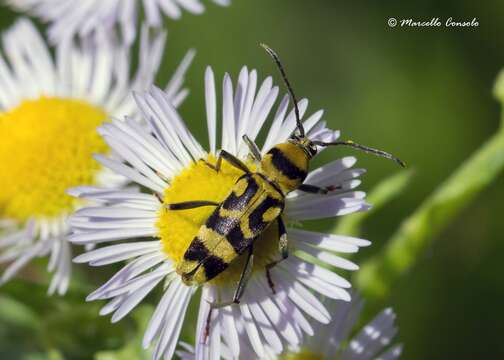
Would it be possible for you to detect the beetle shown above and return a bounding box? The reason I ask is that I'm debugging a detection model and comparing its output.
[165,44,404,319]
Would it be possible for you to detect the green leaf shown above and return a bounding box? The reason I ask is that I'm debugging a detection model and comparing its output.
[333,169,414,237]
[356,123,504,299]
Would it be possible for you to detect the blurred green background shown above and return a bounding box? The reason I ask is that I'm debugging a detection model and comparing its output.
[1,0,504,359]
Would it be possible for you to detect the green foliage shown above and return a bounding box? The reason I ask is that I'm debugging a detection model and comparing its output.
[0,280,131,360]
[333,169,414,237]
[95,306,154,360]
[0,295,41,331]
[23,350,64,360]
[356,113,504,299]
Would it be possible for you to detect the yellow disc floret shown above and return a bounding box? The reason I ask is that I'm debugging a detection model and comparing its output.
[0,97,108,221]
[157,155,280,286]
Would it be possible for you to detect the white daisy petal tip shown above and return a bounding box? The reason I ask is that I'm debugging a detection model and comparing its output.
[389,343,404,357]
[383,307,397,317]
[347,179,362,189]
[86,291,104,302]
[205,65,215,77]
[358,239,372,247]
[213,0,231,6]
[67,234,84,245]
[361,203,373,212]
[353,191,367,200]
[348,263,359,271]
[342,155,358,168]
[340,290,353,302]
[187,48,197,59]
[99,305,115,317]
[72,253,89,264]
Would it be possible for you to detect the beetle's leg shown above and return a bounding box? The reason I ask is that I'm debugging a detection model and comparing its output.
[164,200,219,210]
[154,192,164,203]
[203,150,251,174]
[204,245,254,342]
[242,134,262,162]
[210,245,254,309]
[298,183,341,194]
[266,216,288,294]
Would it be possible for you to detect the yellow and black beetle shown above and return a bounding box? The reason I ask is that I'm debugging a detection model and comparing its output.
[165,44,404,315]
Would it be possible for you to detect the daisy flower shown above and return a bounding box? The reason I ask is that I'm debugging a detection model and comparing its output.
[177,296,403,360]
[0,18,194,295]
[69,64,374,360]
[7,0,231,44]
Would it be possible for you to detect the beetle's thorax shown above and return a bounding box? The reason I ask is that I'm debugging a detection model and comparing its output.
[259,141,310,194]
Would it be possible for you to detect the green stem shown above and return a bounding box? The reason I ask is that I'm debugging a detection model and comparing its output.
[356,121,504,299]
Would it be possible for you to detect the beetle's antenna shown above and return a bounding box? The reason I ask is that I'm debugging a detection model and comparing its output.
[260,43,305,137]
[313,140,406,167]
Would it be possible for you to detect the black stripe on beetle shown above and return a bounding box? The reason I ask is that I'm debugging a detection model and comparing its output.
[206,211,235,236]
[183,238,209,262]
[222,175,259,211]
[268,147,307,180]
[203,255,229,280]
[248,196,283,233]
[227,225,249,254]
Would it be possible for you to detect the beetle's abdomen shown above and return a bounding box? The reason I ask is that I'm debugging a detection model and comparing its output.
[176,173,284,285]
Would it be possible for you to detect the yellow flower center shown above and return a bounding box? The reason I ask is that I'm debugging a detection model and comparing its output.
[0,97,108,221]
[282,350,325,360]
[157,155,280,286]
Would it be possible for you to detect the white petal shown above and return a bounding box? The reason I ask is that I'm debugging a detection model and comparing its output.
[262,94,289,152]
[88,253,166,301]
[221,73,236,153]
[248,301,283,353]
[220,300,240,357]
[143,278,181,347]
[98,265,171,299]
[289,228,370,253]
[94,154,165,193]
[73,241,160,264]
[205,66,217,154]
[111,275,162,323]
[74,206,156,219]
[239,303,265,358]
[284,257,351,288]
[294,241,359,271]
[376,344,403,360]
[278,274,330,324]
[253,277,300,345]
[153,281,192,360]
[69,227,157,245]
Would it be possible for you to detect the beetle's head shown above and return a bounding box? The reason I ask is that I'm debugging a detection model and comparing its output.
[289,134,318,159]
